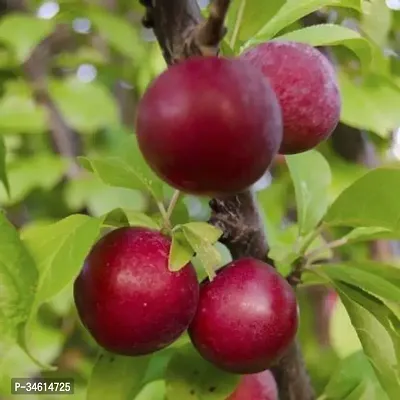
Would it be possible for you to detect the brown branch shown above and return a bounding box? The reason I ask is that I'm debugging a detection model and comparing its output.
[146,0,203,64]
[209,192,270,260]
[271,342,315,400]
[145,0,230,63]
[5,1,82,178]
[23,27,83,179]
[146,1,314,399]
[195,0,230,55]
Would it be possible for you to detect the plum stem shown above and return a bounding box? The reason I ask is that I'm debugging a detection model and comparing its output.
[166,190,181,221]
[157,190,181,232]
[157,201,171,231]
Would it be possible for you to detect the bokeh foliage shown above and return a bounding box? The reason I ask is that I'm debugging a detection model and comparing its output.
[0,0,400,399]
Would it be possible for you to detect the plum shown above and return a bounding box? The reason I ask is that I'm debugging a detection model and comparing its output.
[136,56,282,197]
[188,258,298,374]
[74,227,199,356]
[241,41,341,154]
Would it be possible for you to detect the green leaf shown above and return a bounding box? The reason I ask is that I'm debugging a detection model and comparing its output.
[169,232,195,272]
[181,222,223,244]
[269,225,333,275]
[344,380,377,400]
[220,40,235,57]
[20,214,102,365]
[338,71,400,138]
[361,0,392,47]
[324,168,400,229]
[0,323,65,395]
[329,290,363,359]
[0,14,55,62]
[323,351,389,400]
[342,227,396,244]
[124,211,160,230]
[0,83,47,134]
[165,344,239,400]
[321,144,367,202]
[88,8,145,60]
[21,214,102,305]
[0,137,9,195]
[332,261,400,288]
[79,136,164,202]
[314,263,400,302]
[0,154,68,206]
[247,0,361,45]
[0,212,37,349]
[257,180,289,245]
[48,78,119,133]
[101,208,130,227]
[267,224,299,276]
[226,0,285,50]
[64,176,147,216]
[87,352,151,400]
[274,24,373,69]
[337,284,400,400]
[181,225,222,280]
[286,150,331,235]
[79,156,164,203]
[135,380,166,400]
[143,349,176,385]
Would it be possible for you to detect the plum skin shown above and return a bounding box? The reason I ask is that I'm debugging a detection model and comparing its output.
[227,370,278,400]
[73,227,199,356]
[188,258,298,374]
[136,56,282,197]
[241,40,341,154]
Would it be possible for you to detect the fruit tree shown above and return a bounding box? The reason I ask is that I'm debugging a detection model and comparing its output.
[0,1,400,400]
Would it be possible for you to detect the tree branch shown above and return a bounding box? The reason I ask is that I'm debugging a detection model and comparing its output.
[145,0,231,63]
[6,1,83,178]
[145,0,202,64]
[23,27,83,179]
[195,0,230,55]
[209,192,271,260]
[145,1,314,399]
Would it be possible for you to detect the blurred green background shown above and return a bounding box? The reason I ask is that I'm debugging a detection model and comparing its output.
[0,0,400,399]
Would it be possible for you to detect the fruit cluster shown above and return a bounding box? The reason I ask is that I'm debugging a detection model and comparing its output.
[136,40,340,197]
[74,40,340,398]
